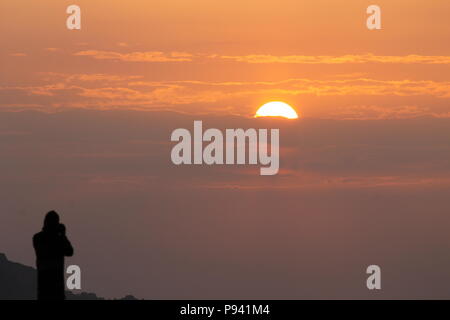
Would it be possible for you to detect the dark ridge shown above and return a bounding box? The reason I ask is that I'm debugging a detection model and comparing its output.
[0,253,137,300]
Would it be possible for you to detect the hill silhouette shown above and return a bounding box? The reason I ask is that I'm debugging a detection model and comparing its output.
[0,253,137,300]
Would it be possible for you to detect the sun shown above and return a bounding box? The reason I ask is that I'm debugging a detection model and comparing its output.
[255,101,299,119]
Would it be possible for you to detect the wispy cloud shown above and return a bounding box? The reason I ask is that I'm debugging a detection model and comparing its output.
[9,53,27,57]
[71,50,450,65]
[74,50,194,62]
[130,78,450,98]
[39,72,144,83]
[329,105,431,120]
[1,74,450,117]
[44,48,61,52]
[218,54,450,64]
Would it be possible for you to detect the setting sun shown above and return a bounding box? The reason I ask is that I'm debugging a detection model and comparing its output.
[255,102,299,119]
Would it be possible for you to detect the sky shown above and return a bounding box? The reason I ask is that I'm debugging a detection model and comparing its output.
[1,0,450,299]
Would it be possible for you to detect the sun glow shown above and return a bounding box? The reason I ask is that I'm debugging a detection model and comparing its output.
[255,102,299,119]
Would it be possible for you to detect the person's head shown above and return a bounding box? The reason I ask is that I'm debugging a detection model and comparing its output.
[43,210,60,232]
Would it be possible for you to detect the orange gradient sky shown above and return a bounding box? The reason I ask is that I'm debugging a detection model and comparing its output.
[1,0,450,118]
[2,1,450,300]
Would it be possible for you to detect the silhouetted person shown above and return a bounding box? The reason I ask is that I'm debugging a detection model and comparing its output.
[33,211,73,300]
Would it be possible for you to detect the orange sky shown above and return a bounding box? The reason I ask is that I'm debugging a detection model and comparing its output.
[2,1,450,299]
[1,0,450,118]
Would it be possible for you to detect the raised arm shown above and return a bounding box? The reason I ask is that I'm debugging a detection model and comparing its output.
[61,234,74,257]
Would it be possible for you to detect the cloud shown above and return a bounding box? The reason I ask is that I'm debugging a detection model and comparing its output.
[129,78,450,99]
[2,109,450,194]
[2,75,450,117]
[44,48,61,52]
[218,54,450,64]
[71,50,450,65]
[329,105,431,120]
[74,50,194,62]
[39,72,144,83]
[9,53,27,57]
[199,175,450,190]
